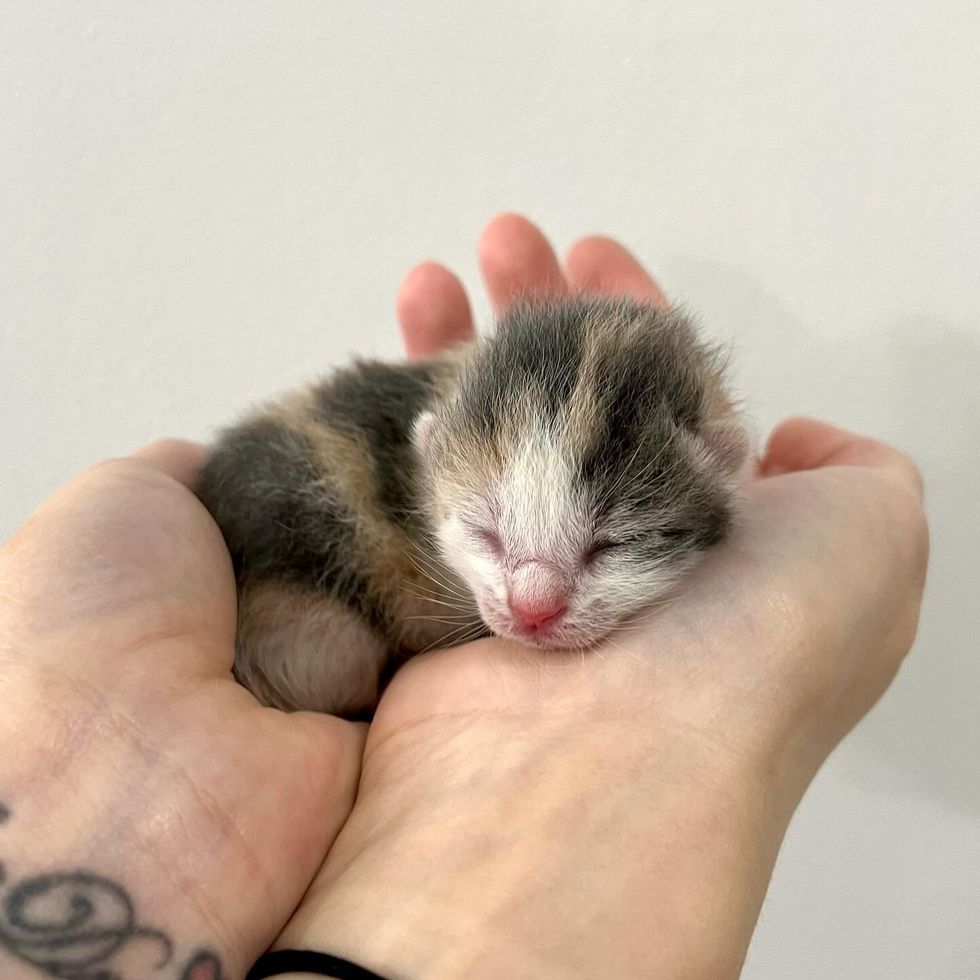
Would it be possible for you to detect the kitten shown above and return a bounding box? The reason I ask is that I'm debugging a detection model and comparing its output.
[197,297,747,715]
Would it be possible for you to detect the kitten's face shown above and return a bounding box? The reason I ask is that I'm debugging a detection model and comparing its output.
[415,405,742,651]
[413,298,746,650]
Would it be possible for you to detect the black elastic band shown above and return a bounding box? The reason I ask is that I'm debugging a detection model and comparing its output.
[245,949,391,980]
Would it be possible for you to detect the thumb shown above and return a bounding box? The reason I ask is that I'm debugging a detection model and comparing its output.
[760,417,923,499]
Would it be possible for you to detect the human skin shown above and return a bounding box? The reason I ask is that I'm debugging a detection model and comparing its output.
[276,216,930,978]
[0,215,927,980]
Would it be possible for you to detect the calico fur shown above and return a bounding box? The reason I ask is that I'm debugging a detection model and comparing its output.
[196,297,745,714]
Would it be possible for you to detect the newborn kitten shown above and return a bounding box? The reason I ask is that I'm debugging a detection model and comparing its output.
[196,297,747,715]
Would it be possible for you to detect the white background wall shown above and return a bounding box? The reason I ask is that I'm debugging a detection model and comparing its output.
[2,3,977,976]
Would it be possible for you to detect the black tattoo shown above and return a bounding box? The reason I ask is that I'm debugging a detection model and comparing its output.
[0,869,172,977]
[0,805,225,980]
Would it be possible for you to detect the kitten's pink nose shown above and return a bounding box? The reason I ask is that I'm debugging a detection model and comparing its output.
[508,594,568,633]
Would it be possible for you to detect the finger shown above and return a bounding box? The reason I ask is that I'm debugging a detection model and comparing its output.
[478,212,569,313]
[129,438,207,489]
[761,417,924,498]
[564,236,668,307]
[396,261,476,359]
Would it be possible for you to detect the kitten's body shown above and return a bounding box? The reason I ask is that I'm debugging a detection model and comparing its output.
[197,298,746,715]
[197,355,470,713]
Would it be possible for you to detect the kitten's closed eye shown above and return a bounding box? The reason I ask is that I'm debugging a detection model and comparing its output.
[586,530,690,563]
[475,528,504,556]
[584,539,624,565]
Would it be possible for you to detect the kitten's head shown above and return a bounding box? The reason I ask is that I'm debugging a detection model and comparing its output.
[414,299,747,650]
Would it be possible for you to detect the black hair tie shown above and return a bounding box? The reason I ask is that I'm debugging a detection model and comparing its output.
[246,949,391,980]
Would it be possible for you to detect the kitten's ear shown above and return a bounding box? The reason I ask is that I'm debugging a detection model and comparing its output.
[413,410,440,457]
[700,418,750,475]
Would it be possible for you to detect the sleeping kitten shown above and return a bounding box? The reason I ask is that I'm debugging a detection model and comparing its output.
[197,297,748,715]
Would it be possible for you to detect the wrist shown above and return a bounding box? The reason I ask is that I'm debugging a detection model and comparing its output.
[1,728,232,979]
[279,705,797,980]
[2,656,283,980]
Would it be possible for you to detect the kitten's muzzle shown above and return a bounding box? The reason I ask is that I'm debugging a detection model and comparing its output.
[505,561,572,636]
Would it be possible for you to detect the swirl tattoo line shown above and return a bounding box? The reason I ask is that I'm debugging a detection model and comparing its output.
[0,871,172,979]
[0,804,224,980]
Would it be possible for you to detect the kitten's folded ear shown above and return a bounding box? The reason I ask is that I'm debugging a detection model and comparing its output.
[700,418,751,475]
[413,410,439,457]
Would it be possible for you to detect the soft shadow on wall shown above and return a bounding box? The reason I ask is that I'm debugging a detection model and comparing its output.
[664,255,980,816]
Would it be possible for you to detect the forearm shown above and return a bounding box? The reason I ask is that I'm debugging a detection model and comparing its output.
[279,711,798,980]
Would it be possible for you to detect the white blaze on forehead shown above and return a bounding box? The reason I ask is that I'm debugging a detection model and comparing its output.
[509,560,569,606]
[497,419,587,562]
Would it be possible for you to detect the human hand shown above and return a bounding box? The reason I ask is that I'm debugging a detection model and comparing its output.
[0,442,364,979]
[276,214,929,979]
